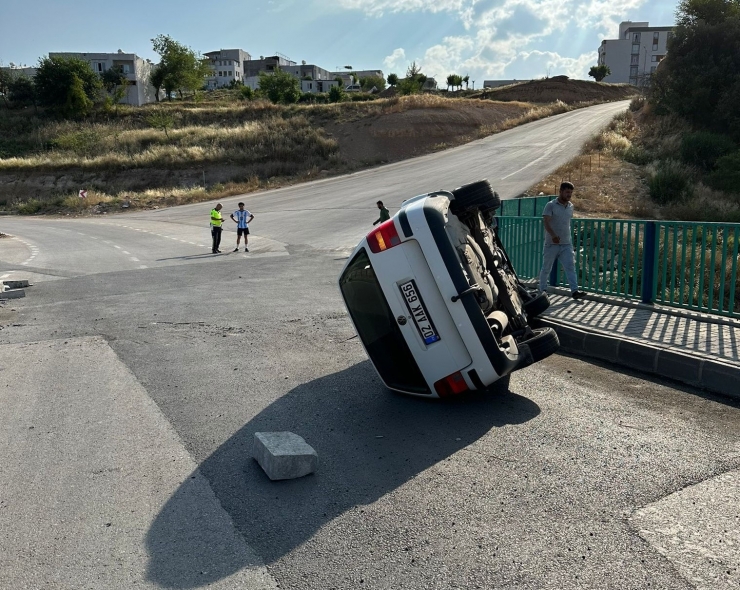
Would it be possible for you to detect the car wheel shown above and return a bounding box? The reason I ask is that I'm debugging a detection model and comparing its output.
[450,179,501,214]
[523,292,550,318]
[520,327,559,362]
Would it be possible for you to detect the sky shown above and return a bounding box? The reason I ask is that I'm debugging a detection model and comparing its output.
[1,0,678,84]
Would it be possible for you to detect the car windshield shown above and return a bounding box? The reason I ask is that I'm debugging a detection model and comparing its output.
[339,248,429,394]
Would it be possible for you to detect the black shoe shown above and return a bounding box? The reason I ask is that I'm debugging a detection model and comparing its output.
[245,247,249,252]
[233,247,239,252]
[572,290,586,300]
[216,249,222,253]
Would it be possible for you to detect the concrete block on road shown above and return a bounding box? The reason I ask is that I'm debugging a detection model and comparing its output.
[253,432,318,481]
[3,280,30,289]
[0,288,25,299]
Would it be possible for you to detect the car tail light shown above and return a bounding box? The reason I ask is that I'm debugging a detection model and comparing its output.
[434,371,469,397]
[367,220,401,253]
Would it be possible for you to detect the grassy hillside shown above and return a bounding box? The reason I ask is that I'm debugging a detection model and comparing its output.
[0,81,636,214]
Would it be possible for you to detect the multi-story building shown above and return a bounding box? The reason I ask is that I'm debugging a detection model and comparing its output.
[331,69,385,88]
[244,54,344,93]
[597,21,674,86]
[0,66,38,79]
[204,48,251,89]
[48,51,158,105]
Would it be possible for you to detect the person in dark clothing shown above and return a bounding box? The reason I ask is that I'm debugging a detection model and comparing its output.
[373,200,390,225]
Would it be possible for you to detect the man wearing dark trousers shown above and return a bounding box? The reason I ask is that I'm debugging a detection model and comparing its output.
[210,203,224,253]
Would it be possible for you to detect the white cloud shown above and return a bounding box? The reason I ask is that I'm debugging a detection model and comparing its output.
[383,48,407,73]
[338,0,469,17]
[342,0,648,81]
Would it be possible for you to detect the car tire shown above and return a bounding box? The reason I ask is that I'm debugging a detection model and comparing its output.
[523,292,550,318]
[450,179,501,214]
[520,327,559,362]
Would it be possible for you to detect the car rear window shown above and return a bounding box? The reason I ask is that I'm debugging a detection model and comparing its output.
[339,248,430,394]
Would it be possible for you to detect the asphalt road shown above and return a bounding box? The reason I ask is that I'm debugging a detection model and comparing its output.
[2,101,739,589]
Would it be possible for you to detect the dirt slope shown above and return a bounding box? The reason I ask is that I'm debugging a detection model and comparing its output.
[474,76,638,104]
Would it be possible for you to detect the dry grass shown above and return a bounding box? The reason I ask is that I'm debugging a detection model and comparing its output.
[527,108,740,223]
[526,151,652,219]
[0,115,338,172]
[1,93,628,215]
[13,169,327,215]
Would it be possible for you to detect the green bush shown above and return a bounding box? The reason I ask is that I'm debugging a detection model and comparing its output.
[706,150,740,194]
[350,93,378,102]
[629,96,646,112]
[297,92,328,104]
[239,86,254,100]
[680,131,736,170]
[624,146,651,165]
[649,160,694,204]
[51,129,102,156]
[328,85,346,103]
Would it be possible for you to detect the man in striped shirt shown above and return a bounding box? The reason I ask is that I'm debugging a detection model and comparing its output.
[230,202,255,252]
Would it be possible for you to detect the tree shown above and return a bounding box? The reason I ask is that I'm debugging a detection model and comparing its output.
[101,65,130,113]
[463,75,469,90]
[150,65,166,101]
[34,56,102,113]
[258,68,300,104]
[0,67,11,107]
[398,62,427,95]
[387,73,399,86]
[360,75,385,92]
[8,76,36,106]
[446,74,456,91]
[146,110,175,139]
[328,85,346,103]
[64,74,94,118]
[150,34,211,100]
[651,0,740,139]
[588,65,611,82]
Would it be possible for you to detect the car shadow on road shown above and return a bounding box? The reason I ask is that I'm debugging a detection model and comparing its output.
[145,361,540,588]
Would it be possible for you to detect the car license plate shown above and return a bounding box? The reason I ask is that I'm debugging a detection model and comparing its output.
[399,280,441,345]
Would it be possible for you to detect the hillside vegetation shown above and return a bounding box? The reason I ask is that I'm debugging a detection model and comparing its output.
[0,78,635,214]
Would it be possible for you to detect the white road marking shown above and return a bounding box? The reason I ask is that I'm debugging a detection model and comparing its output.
[114,245,122,249]
[139,265,148,269]
[122,251,130,255]
[130,257,139,262]
[0,273,9,279]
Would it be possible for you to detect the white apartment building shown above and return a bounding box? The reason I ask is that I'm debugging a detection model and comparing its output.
[204,48,251,89]
[49,51,158,105]
[597,21,675,86]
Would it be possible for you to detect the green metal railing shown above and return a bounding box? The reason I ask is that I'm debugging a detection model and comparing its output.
[499,195,555,217]
[497,213,740,318]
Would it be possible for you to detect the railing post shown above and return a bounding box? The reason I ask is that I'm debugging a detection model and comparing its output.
[642,221,657,304]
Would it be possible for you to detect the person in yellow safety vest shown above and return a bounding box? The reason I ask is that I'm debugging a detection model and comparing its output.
[210,203,225,253]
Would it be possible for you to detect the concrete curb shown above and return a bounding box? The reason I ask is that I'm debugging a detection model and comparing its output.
[535,317,740,402]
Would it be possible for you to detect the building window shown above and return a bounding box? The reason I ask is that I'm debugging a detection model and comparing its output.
[629,77,638,85]
[632,44,640,54]
[653,32,659,42]
[630,66,639,76]
[633,33,641,42]
[653,43,658,51]
[651,66,657,73]
[631,55,639,65]
[122,64,130,74]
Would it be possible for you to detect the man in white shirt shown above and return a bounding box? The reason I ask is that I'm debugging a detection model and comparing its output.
[539,182,586,299]
[230,202,254,252]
